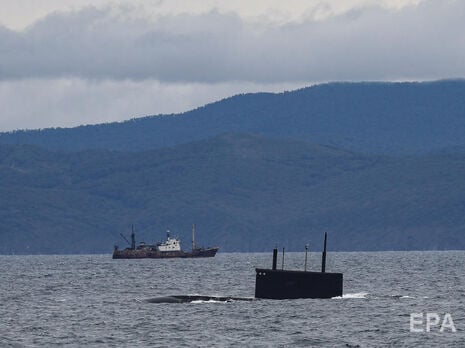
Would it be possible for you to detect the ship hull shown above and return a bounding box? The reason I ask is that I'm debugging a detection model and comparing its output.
[112,247,218,259]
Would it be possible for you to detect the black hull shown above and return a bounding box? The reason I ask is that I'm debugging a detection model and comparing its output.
[255,268,343,299]
[112,247,218,259]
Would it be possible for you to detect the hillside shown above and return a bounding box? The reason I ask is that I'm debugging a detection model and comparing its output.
[2,80,465,155]
[1,133,465,254]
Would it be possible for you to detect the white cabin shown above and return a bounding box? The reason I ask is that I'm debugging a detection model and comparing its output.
[157,232,181,252]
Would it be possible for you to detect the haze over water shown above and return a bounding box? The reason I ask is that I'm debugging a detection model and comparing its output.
[1,251,464,347]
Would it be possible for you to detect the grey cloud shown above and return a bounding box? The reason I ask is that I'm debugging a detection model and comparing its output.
[1,1,465,83]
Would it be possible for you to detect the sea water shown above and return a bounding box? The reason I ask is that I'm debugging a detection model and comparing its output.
[0,251,464,347]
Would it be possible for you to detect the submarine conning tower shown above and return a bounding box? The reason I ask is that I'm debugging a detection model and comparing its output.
[255,232,343,299]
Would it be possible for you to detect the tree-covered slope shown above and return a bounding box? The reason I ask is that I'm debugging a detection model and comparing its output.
[1,133,465,254]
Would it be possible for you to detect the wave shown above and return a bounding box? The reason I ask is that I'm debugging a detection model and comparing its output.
[332,292,368,299]
[191,299,229,304]
[146,295,255,304]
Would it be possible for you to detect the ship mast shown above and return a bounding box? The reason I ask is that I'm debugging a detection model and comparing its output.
[131,225,136,250]
[192,224,196,251]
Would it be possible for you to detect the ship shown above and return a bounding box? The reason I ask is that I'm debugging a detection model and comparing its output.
[112,224,219,259]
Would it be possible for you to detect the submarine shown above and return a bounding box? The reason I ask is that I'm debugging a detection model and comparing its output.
[146,233,343,303]
[255,232,343,299]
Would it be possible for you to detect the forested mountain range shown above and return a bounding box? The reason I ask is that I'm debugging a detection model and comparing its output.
[1,133,465,254]
[2,80,465,155]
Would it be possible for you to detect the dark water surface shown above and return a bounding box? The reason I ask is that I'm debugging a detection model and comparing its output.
[1,252,464,347]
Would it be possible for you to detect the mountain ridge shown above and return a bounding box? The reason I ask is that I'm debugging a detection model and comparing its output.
[2,80,465,154]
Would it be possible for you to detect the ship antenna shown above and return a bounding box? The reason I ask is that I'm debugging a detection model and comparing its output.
[304,243,309,271]
[272,245,278,270]
[192,224,196,251]
[321,232,327,273]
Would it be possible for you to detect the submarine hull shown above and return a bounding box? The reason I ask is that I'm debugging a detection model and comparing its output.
[255,268,343,299]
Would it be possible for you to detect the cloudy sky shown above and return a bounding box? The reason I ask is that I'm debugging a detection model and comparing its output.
[1,0,464,131]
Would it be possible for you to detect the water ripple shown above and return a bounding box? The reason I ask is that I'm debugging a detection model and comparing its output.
[0,252,464,346]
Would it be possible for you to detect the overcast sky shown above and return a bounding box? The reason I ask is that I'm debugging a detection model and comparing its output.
[1,0,464,131]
